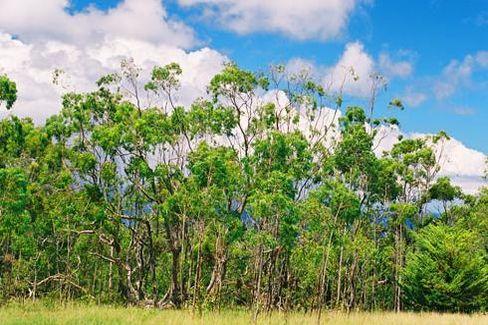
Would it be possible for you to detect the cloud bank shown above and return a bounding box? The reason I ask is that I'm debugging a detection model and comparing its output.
[178,0,368,41]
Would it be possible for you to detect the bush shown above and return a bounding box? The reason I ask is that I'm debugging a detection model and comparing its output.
[402,223,488,312]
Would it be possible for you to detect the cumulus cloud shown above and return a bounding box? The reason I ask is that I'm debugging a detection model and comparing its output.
[177,0,367,41]
[286,42,377,98]
[0,0,226,122]
[420,134,486,194]
[323,42,375,97]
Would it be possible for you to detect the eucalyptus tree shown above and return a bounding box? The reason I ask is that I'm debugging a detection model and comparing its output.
[0,75,17,110]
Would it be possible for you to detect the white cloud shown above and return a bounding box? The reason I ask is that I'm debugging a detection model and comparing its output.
[432,136,485,179]
[475,51,488,67]
[287,42,378,98]
[287,44,417,99]
[378,53,413,78]
[0,1,226,122]
[324,42,375,97]
[373,125,402,154]
[285,58,317,77]
[452,106,475,116]
[423,134,486,194]
[401,87,427,107]
[0,0,196,48]
[178,0,367,41]
[433,50,488,99]
[396,50,487,109]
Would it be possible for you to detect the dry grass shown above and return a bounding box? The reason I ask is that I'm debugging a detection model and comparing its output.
[0,302,486,325]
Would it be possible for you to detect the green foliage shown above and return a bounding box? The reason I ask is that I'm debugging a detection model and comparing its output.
[0,75,17,110]
[209,62,268,100]
[311,181,361,223]
[145,63,183,94]
[402,223,488,312]
[427,176,462,202]
[388,98,404,110]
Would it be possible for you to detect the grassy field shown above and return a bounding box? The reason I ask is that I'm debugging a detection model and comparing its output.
[0,303,486,325]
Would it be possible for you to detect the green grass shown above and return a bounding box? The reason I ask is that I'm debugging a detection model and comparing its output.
[0,302,486,324]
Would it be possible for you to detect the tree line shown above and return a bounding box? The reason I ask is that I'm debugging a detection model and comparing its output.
[0,62,486,314]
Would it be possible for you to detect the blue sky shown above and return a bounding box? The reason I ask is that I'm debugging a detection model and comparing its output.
[63,0,488,152]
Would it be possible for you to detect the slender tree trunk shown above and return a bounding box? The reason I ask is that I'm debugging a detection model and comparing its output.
[316,230,334,322]
[253,244,264,322]
[192,224,204,312]
[336,244,344,309]
[171,247,181,307]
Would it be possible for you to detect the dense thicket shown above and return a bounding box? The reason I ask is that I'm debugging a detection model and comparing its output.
[0,63,486,314]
